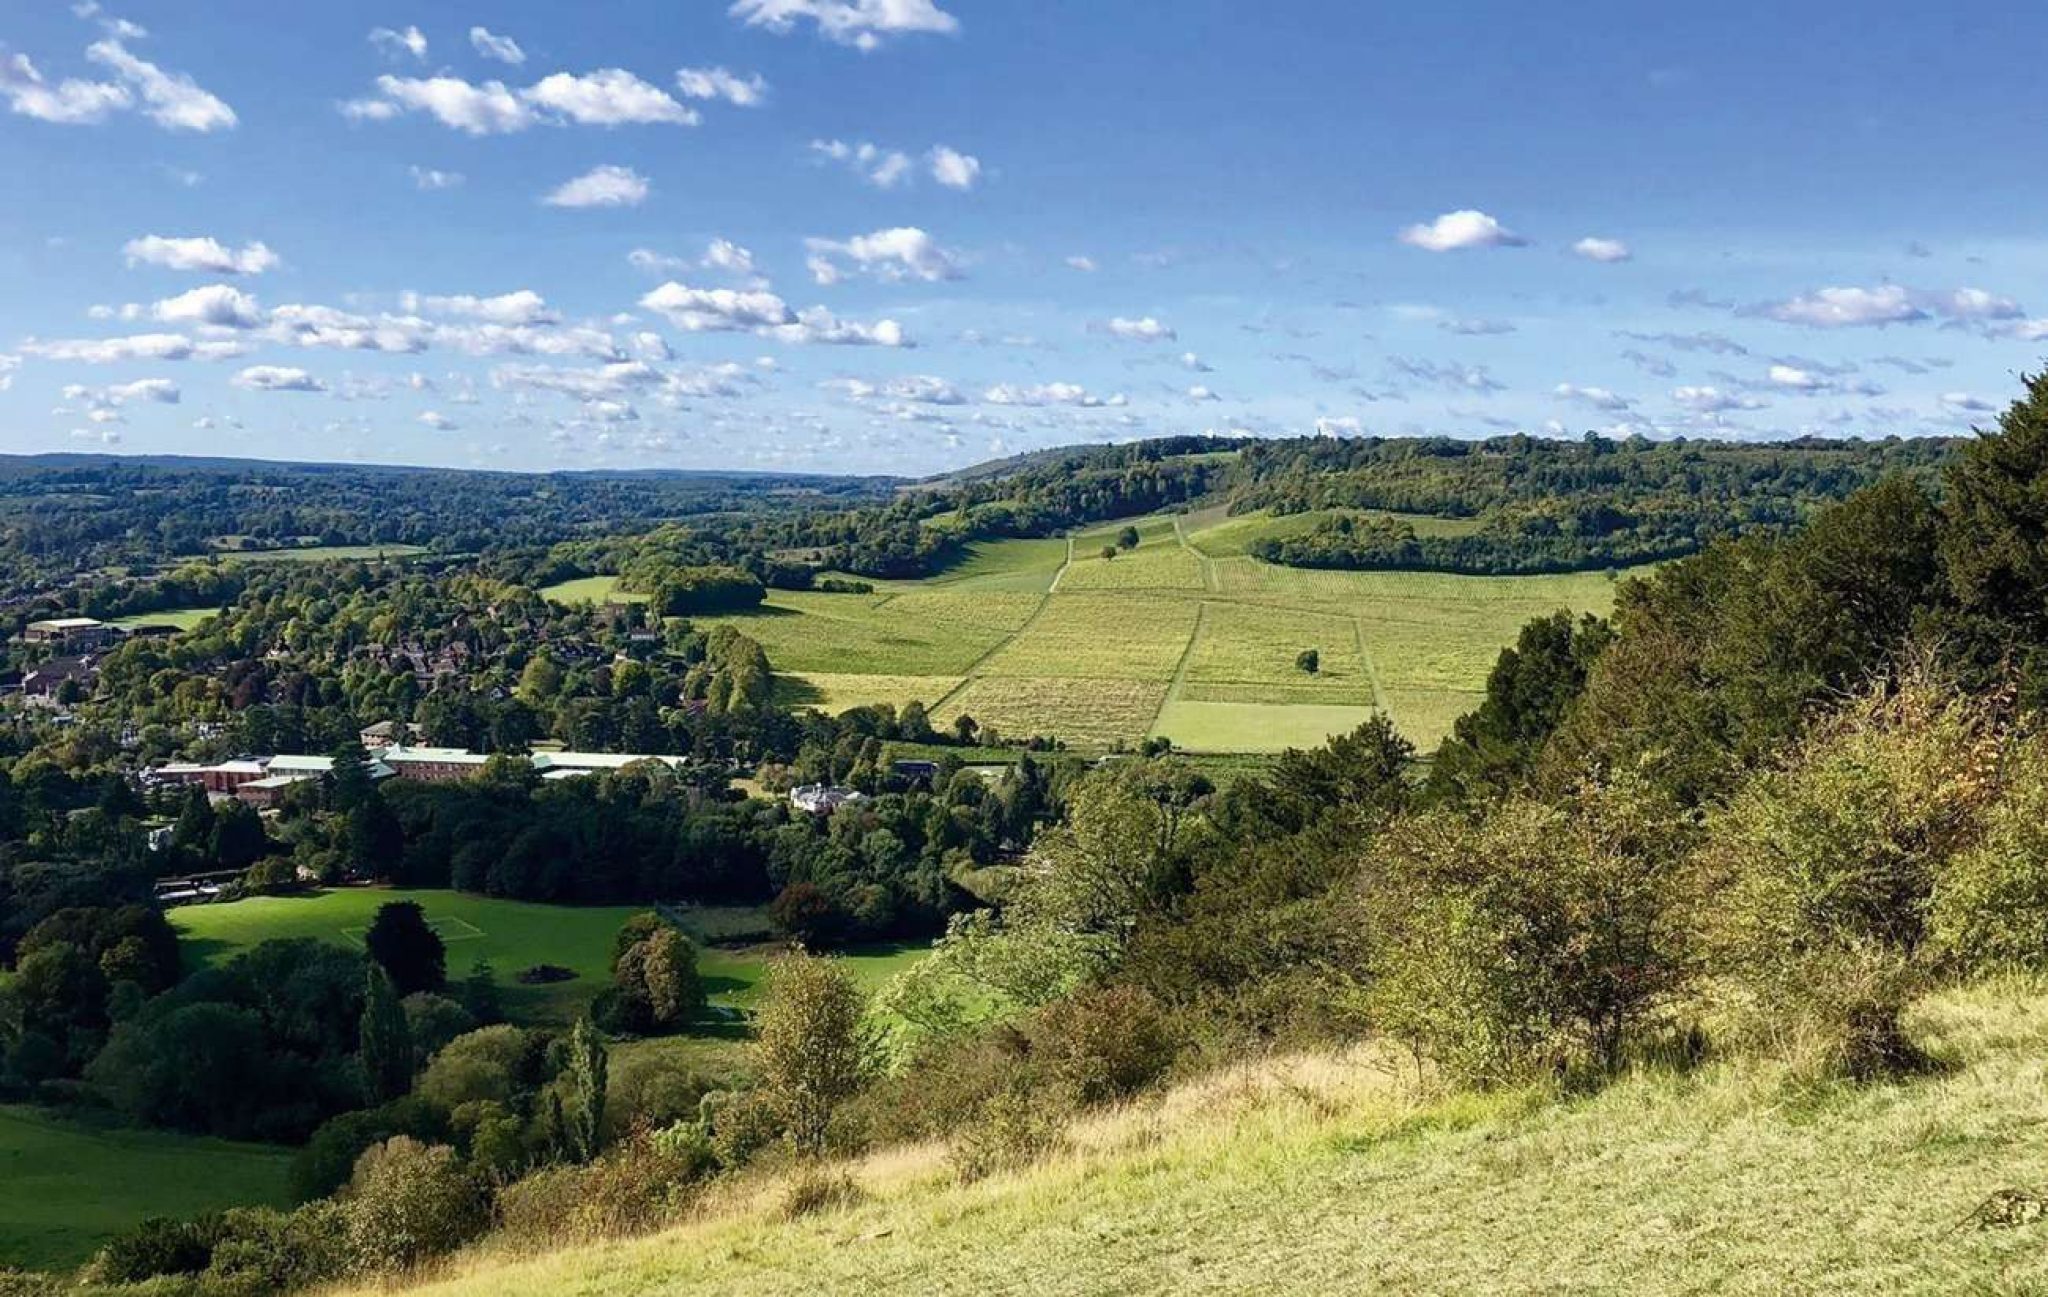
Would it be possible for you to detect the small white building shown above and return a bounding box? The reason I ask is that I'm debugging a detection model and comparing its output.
[789,783,866,814]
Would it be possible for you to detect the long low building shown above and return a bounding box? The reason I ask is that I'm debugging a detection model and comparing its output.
[149,742,690,798]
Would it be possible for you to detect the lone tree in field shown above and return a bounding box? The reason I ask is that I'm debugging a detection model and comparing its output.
[952,713,979,745]
[1100,545,1119,561]
[1116,525,1141,551]
[1296,648,1320,675]
[359,963,414,1103]
[365,900,446,996]
[756,954,875,1155]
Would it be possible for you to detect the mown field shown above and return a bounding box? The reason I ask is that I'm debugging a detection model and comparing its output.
[692,511,1625,753]
[212,544,431,565]
[170,889,930,1027]
[538,574,648,605]
[108,606,219,630]
[361,982,2048,1297]
[0,1106,292,1272]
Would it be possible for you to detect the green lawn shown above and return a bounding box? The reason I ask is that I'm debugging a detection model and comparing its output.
[0,1106,292,1273]
[170,889,650,1023]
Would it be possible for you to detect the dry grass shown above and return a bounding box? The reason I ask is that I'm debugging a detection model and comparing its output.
[357,981,2048,1297]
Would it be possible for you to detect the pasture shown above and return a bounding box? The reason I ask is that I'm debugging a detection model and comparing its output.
[108,606,219,631]
[0,1106,292,1272]
[693,512,1627,753]
[213,544,430,565]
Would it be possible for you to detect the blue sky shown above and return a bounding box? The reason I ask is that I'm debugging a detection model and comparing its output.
[2,0,2046,474]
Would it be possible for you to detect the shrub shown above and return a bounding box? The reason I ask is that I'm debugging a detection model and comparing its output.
[494,1134,706,1246]
[1698,675,2002,1080]
[196,1202,349,1297]
[704,1088,784,1170]
[515,964,576,985]
[949,1078,1069,1184]
[87,1214,224,1283]
[1930,739,2048,974]
[754,955,877,1154]
[341,1136,487,1273]
[1028,985,1178,1104]
[778,1169,864,1220]
[1367,776,1696,1086]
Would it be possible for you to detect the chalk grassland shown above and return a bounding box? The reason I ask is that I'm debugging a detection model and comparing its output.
[1180,602,1369,701]
[977,593,1202,680]
[361,983,2048,1297]
[0,1106,291,1271]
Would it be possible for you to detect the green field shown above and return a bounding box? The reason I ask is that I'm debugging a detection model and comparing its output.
[108,606,219,630]
[0,1106,292,1272]
[171,889,649,1022]
[696,511,1624,753]
[170,890,932,1028]
[213,544,430,565]
[539,574,648,605]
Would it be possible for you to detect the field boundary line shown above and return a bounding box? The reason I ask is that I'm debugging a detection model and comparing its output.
[1171,516,1219,593]
[928,544,1072,715]
[1352,613,1388,712]
[1148,600,1210,738]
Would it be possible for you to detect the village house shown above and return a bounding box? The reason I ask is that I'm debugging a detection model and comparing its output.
[789,783,867,814]
[20,655,98,702]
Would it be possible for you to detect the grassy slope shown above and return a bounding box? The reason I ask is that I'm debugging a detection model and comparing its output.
[374,983,2048,1297]
[0,1107,291,1271]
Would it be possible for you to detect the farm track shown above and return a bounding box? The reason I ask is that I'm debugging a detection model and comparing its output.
[927,537,1075,714]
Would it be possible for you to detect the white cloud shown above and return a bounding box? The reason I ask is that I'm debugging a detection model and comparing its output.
[1398,209,1525,252]
[233,365,326,392]
[1941,391,1997,413]
[152,284,263,329]
[1065,255,1098,273]
[983,381,1123,408]
[107,377,179,404]
[1098,315,1176,342]
[0,51,131,124]
[1186,385,1219,402]
[810,138,912,187]
[828,374,964,405]
[349,75,534,133]
[701,238,758,278]
[675,66,768,106]
[404,290,558,326]
[729,0,959,50]
[409,166,465,190]
[1759,284,2022,329]
[1179,351,1211,372]
[84,38,235,131]
[22,332,242,363]
[1671,384,1764,413]
[469,27,526,65]
[368,25,427,60]
[418,410,459,430]
[927,145,980,189]
[524,70,696,126]
[641,283,795,332]
[123,235,279,275]
[0,354,16,392]
[543,164,649,208]
[1572,236,1632,263]
[805,227,962,284]
[1553,382,1632,411]
[768,307,907,347]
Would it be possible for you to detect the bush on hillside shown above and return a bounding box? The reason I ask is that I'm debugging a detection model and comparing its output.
[1929,738,2048,974]
[340,1136,487,1273]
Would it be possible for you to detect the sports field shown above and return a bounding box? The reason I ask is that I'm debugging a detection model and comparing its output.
[538,574,649,605]
[170,890,933,1025]
[108,606,219,630]
[0,1106,292,1272]
[696,512,1626,753]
